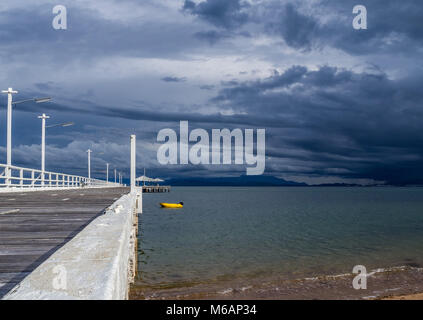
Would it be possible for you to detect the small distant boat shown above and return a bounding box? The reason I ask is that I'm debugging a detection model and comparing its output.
[160,202,184,209]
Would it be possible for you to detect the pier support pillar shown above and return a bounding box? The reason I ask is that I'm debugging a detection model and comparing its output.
[136,192,142,214]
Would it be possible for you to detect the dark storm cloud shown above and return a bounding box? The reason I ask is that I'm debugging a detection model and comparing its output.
[199,84,215,90]
[21,64,420,184]
[1,0,422,184]
[182,0,250,29]
[181,0,423,54]
[161,76,187,83]
[16,62,423,184]
[8,88,295,130]
[321,0,423,54]
[263,3,318,51]
[212,65,423,185]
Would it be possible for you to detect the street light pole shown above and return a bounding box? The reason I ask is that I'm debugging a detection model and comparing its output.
[87,149,92,180]
[131,135,136,192]
[2,88,18,166]
[2,89,51,167]
[38,114,50,178]
[38,117,73,179]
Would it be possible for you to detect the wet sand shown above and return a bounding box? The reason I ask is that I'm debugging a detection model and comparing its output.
[130,266,423,300]
[384,293,423,300]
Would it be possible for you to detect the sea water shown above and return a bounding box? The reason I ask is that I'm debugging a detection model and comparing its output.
[130,187,423,299]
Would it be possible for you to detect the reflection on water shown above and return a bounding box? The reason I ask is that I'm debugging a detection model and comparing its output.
[130,187,423,299]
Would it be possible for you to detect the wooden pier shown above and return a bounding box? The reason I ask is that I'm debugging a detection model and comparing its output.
[0,187,129,298]
[142,185,171,193]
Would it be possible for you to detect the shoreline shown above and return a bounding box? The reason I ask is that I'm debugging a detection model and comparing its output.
[130,265,423,300]
[383,293,423,300]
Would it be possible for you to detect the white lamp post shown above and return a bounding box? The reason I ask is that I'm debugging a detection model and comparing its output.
[38,113,50,186]
[130,135,136,192]
[87,149,92,180]
[2,88,18,166]
[38,114,50,174]
[38,114,74,185]
[1,88,51,166]
[106,163,109,183]
[114,168,117,184]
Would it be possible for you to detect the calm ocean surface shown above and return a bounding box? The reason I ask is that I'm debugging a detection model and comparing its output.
[132,187,423,298]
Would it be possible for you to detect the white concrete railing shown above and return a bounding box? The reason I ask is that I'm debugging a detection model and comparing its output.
[0,163,121,191]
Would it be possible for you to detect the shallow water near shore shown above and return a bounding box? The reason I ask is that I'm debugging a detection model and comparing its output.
[130,187,423,299]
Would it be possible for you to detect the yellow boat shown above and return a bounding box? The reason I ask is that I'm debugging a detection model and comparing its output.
[160,202,184,209]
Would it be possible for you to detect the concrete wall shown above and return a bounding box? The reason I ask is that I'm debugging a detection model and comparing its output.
[3,191,142,300]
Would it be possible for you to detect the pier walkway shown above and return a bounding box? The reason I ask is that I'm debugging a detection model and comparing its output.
[0,187,129,298]
[142,185,170,193]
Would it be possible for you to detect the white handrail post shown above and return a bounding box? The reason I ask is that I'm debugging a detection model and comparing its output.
[20,168,23,187]
[5,165,10,188]
[49,173,52,187]
[131,135,136,193]
[31,170,35,186]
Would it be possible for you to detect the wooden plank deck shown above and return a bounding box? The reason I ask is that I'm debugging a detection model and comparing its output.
[0,187,129,298]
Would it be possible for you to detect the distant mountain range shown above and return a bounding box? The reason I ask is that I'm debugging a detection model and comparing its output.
[165,175,308,186]
[162,176,385,187]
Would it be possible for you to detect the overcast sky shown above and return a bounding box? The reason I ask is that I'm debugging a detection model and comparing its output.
[0,0,422,185]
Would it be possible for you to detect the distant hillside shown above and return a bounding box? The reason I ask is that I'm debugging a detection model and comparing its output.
[165,175,307,186]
